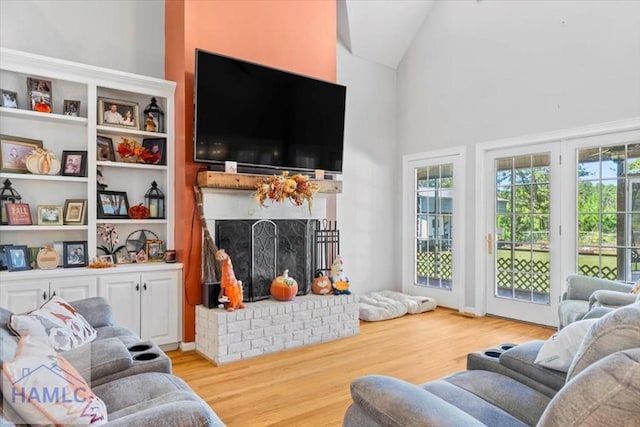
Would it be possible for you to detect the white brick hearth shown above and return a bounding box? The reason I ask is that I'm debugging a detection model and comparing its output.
[196,294,359,365]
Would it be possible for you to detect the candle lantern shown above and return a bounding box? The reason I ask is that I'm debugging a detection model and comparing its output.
[144,181,165,219]
[143,97,164,133]
[1,179,22,225]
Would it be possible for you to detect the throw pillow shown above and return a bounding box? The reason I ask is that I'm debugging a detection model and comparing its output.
[9,296,97,352]
[534,318,598,372]
[1,334,107,425]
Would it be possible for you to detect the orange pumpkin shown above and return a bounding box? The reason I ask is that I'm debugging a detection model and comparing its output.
[128,204,150,219]
[270,269,298,301]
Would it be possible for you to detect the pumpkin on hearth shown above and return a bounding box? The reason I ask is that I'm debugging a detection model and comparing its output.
[270,269,298,301]
[312,271,332,295]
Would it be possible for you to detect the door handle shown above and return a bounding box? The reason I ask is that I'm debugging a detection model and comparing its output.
[486,233,494,255]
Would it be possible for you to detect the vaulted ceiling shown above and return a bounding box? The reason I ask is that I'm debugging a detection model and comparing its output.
[338,0,435,69]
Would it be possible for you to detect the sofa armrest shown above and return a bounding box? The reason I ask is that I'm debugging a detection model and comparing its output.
[62,337,132,384]
[70,297,115,328]
[565,275,632,301]
[346,375,485,427]
[589,289,638,309]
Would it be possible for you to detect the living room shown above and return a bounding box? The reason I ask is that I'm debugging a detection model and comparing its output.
[1,0,639,426]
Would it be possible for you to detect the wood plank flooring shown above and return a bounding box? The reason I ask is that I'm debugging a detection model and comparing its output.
[168,307,554,427]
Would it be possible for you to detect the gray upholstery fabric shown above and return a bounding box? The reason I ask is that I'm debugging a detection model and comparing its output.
[590,289,639,307]
[558,299,590,328]
[70,296,115,328]
[538,349,640,427]
[498,342,566,392]
[94,372,225,426]
[62,337,133,385]
[567,302,640,381]
[347,375,487,427]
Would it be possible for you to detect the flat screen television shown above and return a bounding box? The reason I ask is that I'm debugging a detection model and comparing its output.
[193,49,346,174]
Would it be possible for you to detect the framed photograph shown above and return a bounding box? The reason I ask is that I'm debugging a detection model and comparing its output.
[61,150,87,177]
[63,199,87,225]
[96,135,115,161]
[98,97,139,129]
[97,254,115,265]
[0,244,13,270]
[145,239,163,262]
[63,241,87,268]
[0,134,43,173]
[6,203,32,225]
[63,99,80,117]
[26,77,52,113]
[142,138,165,165]
[1,89,18,108]
[97,190,129,219]
[6,245,30,272]
[37,205,64,226]
[115,251,131,264]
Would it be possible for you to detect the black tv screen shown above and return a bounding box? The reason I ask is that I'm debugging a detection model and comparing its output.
[194,49,346,174]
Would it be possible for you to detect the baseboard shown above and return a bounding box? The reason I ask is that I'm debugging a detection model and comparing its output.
[179,341,196,351]
[458,307,479,318]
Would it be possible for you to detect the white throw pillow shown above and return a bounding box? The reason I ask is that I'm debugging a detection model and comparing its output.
[9,296,97,352]
[534,318,598,372]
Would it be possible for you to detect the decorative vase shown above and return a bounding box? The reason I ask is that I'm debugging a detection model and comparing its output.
[270,269,298,301]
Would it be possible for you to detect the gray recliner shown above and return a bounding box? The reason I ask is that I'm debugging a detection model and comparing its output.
[558,274,638,329]
[343,302,640,427]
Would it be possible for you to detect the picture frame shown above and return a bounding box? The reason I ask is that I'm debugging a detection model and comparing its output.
[63,99,80,117]
[6,203,32,225]
[1,89,18,108]
[6,245,30,272]
[141,138,165,165]
[26,77,52,112]
[63,241,87,268]
[98,97,139,129]
[0,244,13,270]
[97,254,115,265]
[61,150,87,177]
[97,190,129,219]
[145,239,163,262]
[63,199,87,225]
[96,135,115,161]
[0,134,43,173]
[37,205,64,226]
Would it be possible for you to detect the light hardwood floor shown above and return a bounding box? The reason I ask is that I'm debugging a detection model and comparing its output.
[168,307,554,427]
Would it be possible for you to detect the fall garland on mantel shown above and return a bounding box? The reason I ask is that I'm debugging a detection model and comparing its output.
[254,171,319,212]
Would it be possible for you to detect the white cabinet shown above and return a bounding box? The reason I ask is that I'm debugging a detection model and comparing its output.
[0,276,97,314]
[98,268,180,346]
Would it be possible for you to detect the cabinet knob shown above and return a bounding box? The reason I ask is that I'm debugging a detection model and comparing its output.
[136,284,140,291]
[52,291,56,297]
[42,292,47,300]
[143,283,147,291]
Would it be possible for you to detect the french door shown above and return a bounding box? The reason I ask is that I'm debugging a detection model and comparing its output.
[484,143,562,326]
[403,150,465,310]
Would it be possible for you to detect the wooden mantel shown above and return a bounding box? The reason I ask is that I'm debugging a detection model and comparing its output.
[196,171,342,193]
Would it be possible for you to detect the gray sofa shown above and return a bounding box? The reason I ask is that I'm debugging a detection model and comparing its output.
[1,296,225,426]
[343,302,640,427]
[558,274,638,329]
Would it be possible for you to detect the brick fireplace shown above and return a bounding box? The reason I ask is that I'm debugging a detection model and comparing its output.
[196,186,359,364]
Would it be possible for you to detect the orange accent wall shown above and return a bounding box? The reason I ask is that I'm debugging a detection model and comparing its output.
[166,0,337,343]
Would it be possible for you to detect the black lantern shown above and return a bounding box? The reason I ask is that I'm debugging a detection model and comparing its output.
[1,179,22,225]
[145,181,165,219]
[143,97,164,133]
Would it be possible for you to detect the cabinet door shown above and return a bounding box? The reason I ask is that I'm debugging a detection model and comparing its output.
[98,274,141,335]
[0,280,50,314]
[50,277,97,302]
[140,270,179,345]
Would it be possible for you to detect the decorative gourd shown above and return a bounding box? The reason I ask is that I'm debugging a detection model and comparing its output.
[270,269,298,301]
[128,204,150,219]
[25,149,60,175]
[312,271,332,295]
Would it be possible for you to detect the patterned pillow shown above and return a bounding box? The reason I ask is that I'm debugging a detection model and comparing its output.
[1,334,107,425]
[9,296,97,352]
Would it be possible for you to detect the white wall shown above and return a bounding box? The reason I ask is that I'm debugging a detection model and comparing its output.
[397,0,640,308]
[337,42,399,293]
[0,0,164,78]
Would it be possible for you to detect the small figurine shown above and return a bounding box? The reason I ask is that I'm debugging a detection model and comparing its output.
[330,255,351,295]
[215,249,245,311]
[312,271,333,295]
